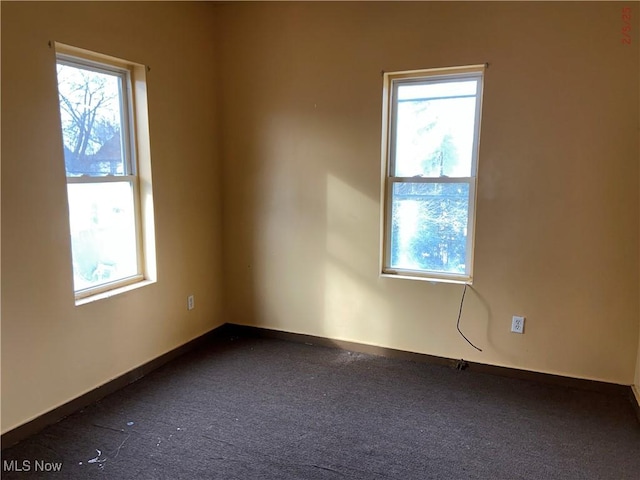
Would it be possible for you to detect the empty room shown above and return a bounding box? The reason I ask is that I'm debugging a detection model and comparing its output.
[1,1,639,478]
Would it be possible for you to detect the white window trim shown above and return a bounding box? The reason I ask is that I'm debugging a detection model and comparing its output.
[54,43,157,304]
[380,65,485,284]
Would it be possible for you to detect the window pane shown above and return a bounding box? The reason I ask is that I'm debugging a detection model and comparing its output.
[394,82,477,178]
[56,63,126,177]
[390,182,469,275]
[67,182,138,291]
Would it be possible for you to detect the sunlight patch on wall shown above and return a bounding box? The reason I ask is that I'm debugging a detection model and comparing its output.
[323,261,390,345]
[323,174,390,343]
[325,174,379,278]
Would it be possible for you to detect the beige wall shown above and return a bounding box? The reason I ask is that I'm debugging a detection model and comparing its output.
[636,333,640,399]
[1,2,223,433]
[637,16,640,398]
[216,2,640,384]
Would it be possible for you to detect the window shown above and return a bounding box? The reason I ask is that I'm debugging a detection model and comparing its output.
[55,44,155,300]
[381,65,485,283]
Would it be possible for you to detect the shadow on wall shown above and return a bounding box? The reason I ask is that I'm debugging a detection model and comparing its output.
[324,173,494,356]
[228,103,496,361]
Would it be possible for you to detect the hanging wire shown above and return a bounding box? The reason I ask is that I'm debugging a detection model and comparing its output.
[456,284,482,352]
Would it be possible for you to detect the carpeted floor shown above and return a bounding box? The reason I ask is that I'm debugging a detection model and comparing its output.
[2,334,639,479]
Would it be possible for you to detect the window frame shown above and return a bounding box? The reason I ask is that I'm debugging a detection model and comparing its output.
[380,65,485,284]
[54,44,154,302]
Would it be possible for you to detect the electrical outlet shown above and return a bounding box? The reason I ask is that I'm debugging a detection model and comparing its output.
[187,295,195,311]
[511,315,525,334]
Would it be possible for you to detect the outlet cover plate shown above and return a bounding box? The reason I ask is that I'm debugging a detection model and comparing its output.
[511,315,525,334]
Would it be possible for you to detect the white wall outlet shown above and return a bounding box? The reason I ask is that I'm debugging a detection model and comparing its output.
[511,315,525,334]
[187,295,195,311]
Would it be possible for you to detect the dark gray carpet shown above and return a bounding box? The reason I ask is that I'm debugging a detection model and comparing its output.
[2,335,639,479]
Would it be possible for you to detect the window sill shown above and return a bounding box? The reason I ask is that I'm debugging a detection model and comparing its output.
[75,279,156,306]
[381,272,472,285]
